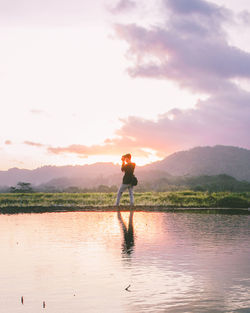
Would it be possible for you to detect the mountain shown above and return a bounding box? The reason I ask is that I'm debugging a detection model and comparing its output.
[0,163,119,187]
[145,145,250,181]
[0,145,249,189]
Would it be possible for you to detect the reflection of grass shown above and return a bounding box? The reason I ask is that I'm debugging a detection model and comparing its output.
[0,191,250,209]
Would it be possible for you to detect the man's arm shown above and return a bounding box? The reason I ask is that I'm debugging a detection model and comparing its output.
[121,161,126,172]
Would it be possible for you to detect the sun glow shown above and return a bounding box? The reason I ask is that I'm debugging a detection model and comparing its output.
[69,153,161,168]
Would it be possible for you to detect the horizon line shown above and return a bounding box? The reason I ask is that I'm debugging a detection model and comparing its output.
[1,144,249,172]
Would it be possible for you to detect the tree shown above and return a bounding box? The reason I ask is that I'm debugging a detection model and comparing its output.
[10,182,33,193]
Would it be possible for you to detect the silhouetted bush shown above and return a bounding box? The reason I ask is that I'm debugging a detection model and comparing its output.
[215,195,249,208]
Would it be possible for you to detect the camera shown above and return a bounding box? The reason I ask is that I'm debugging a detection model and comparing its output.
[121,153,131,161]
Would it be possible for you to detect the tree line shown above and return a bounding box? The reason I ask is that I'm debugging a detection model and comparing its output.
[1,174,249,193]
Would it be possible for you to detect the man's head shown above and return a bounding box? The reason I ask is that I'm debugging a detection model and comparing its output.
[122,153,131,162]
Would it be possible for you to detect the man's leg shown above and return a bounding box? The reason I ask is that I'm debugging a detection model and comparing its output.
[128,185,134,206]
[116,184,128,205]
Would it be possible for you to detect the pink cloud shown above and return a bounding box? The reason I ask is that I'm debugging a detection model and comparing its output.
[47,137,151,158]
[30,109,45,115]
[109,0,136,14]
[47,83,250,158]
[7,0,250,161]
[24,141,45,147]
[109,0,250,154]
[115,90,250,155]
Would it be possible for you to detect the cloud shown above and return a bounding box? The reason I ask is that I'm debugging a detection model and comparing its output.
[43,0,250,159]
[164,0,225,17]
[30,109,45,115]
[114,8,250,93]
[47,137,151,158]
[10,0,249,161]
[115,88,250,154]
[24,141,45,147]
[106,0,250,154]
[238,10,250,25]
[110,0,136,14]
[5,140,12,145]
[46,82,250,157]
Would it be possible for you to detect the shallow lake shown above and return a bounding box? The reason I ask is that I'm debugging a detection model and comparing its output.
[0,211,249,313]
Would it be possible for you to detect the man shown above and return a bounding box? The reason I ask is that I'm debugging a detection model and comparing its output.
[115,153,136,206]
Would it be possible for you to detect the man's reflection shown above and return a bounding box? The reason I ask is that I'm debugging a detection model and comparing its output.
[117,209,135,256]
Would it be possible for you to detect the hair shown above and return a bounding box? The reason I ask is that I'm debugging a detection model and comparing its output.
[123,153,131,160]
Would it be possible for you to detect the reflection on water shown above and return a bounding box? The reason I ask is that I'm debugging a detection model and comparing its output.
[0,211,249,313]
[117,210,134,256]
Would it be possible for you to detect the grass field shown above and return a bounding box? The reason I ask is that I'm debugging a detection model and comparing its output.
[0,191,250,210]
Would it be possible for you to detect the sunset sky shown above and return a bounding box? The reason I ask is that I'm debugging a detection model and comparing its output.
[1,0,250,170]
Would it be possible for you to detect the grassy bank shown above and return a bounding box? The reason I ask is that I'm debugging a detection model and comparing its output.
[0,191,250,212]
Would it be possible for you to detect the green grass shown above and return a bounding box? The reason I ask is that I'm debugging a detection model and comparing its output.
[0,191,250,209]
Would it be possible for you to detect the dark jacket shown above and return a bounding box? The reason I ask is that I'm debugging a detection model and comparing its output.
[121,163,136,184]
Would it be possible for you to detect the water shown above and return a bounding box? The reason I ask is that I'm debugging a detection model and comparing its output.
[0,211,249,313]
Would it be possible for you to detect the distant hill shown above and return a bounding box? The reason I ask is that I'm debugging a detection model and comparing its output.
[145,145,250,181]
[0,163,119,187]
[0,145,249,189]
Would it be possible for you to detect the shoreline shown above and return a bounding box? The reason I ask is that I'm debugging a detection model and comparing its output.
[0,205,249,214]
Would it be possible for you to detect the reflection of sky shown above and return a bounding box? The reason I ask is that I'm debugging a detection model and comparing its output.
[131,213,250,312]
[0,212,249,313]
